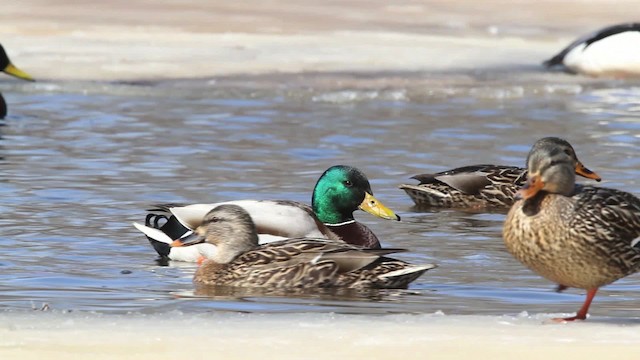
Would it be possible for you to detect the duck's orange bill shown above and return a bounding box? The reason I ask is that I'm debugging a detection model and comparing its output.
[575,161,601,182]
[170,240,184,247]
[518,175,545,200]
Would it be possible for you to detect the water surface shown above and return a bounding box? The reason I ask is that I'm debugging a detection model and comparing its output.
[1,69,640,319]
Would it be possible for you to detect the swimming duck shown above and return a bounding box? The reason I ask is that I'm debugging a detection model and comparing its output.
[399,137,601,210]
[172,204,435,289]
[134,165,400,261]
[503,140,640,321]
[543,23,640,77]
[0,43,35,118]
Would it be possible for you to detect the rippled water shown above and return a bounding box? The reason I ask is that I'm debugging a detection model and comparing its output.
[2,70,640,318]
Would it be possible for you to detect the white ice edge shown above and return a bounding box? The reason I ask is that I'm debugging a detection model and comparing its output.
[2,311,640,359]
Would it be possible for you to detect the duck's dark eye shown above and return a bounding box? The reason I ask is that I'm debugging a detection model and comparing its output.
[564,149,572,156]
[344,180,353,187]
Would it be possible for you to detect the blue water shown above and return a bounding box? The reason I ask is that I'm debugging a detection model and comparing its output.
[1,72,640,318]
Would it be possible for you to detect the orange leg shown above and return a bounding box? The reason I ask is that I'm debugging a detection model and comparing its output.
[553,288,598,322]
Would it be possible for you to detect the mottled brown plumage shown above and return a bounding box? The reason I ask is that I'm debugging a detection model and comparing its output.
[176,205,435,289]
[400,137,601,210]
[503,140,640,321]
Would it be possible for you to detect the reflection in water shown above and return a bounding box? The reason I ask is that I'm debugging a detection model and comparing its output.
[183,285,438,314]
[194,284,410,302]
[1,73,640,318]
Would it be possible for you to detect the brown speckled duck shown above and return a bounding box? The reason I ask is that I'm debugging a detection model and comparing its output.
[172,204,436,289]
[503,139,640,321]
[399,137,601,210]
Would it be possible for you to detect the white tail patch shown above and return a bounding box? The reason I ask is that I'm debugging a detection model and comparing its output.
[377,264,437,279]
[132,222,174,244]
[400,184,448,198]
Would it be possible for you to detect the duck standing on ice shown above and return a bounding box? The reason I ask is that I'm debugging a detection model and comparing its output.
[543,23,640,77]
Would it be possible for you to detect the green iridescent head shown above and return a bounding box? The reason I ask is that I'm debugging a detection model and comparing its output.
[311,165,399,225]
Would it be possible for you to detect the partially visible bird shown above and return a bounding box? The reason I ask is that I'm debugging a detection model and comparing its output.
[400,137,601,210]
[503,139,640,321]
[543,23,640,77]
[0,43,35,118]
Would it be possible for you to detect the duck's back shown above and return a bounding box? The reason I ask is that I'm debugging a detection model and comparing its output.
[193,239,340,287]
[401,165,526,208]
[504,185,640,289]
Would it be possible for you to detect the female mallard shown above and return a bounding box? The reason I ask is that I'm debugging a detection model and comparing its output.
[0,43,35,118]
[503,140,640,321]
[134,165,400,262]
[399,137,601,210]
[544,23,640,77]
[172,204,435,289]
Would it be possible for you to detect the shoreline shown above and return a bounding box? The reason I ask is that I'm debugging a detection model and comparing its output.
[2,311,640,359]
[2,0,638,81]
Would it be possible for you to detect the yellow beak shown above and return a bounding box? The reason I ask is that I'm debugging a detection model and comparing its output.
[3,63,35,82]
[359,192,400,221]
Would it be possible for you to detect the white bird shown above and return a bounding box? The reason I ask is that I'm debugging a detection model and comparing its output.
[544,23,640,77]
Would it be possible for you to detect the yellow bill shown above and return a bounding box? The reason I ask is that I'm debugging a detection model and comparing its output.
[359,192,400,221]
[3,63,35,82]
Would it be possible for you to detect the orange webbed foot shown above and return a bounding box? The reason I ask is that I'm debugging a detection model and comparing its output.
[551,314,587,322]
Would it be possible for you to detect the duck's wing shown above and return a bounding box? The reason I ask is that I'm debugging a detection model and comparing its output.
[410,165,523,195]
[236,239,402,271]
[570,185,640,266]
[220,239,409,287]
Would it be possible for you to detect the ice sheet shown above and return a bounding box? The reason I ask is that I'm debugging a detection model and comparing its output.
[1,0,637,81]
[2,311,640,359]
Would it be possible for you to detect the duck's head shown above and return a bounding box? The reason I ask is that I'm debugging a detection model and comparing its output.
[0,44,34,82]
[311,165,399,225]
[519,140,579,200]
[171,204,258,263]
[527,137,601,182]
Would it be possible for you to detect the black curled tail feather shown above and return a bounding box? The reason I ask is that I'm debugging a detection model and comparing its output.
[144,213,191,258]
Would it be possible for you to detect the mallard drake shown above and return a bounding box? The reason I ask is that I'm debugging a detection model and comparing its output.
[172,204,435,289]
[134,165,400,261]
[543,23,640,77]
[503,140,640,321]
[0,44,35,119]
[399,137,601,210]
